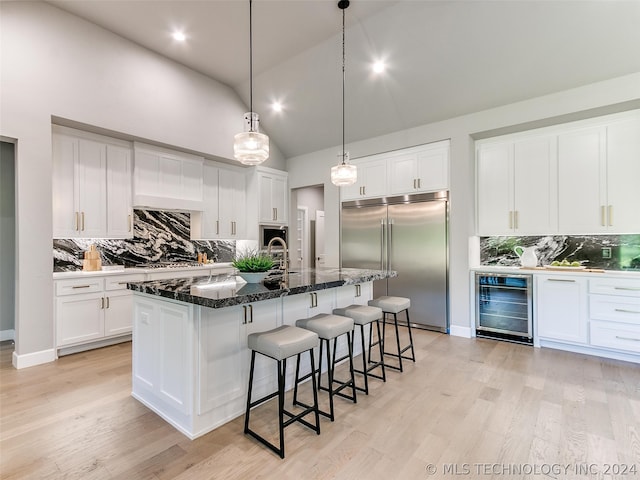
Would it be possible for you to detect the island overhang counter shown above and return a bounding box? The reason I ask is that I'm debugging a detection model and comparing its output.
[128,267,396,439]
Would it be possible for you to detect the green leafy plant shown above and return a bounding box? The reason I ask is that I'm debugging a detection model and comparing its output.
[232,249,275,273]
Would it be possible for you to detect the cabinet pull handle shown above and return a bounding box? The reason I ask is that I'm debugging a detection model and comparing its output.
[614,287,640,291]
[81,212,85,231]
[118,282,128,285]
[216,220,219,235]
[310,292,318,308]
[273,207,277,221]
[547,279,575,283]
[106,297,110,309]
[514,211,518,229]
[74,212,79,231]
[128,215,132,232]
[72,285,91,289]
[248,304,253,323]
[363,186,365,196]
[355,284,361,297]
[614,308,640,314]
[615,336,640,342]
[417,178,421,189]
[608,205,613,226]
[413,179,416,189]
[242,305,247,324]
[600,206,606,226]
[100,297,105,309]
[508,211,513,229]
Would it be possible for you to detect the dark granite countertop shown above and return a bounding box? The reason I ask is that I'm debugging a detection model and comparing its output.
[127,267,397,309]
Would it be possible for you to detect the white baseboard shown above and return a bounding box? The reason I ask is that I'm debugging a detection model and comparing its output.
[0,329,15,341]
[449,324,472,338]
[12,348,56,369]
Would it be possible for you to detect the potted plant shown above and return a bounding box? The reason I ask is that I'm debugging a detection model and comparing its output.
[232,249,275,283]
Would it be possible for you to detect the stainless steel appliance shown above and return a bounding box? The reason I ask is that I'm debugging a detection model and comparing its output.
[341,191,449,332]
[475,272,533,344]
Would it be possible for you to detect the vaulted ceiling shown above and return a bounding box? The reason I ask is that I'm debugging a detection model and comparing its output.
[47,0,640,159]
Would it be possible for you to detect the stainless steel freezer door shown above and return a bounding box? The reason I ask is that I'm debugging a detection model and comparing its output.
[387,201,448,332]
[341,205,387,270]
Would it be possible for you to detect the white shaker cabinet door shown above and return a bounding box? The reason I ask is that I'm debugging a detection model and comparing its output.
[76,138,107,237]
[536,275,588,345]
[106,144,133,238]
[52,133,78,238]
[606,115,640,233]
[56,293,104,347]
[477,142,512,235]
[104,290,133,337]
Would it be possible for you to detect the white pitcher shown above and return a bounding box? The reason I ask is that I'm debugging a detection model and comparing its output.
[514,246,538,267]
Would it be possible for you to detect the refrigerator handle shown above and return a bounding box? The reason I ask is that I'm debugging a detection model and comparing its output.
[380,219,385,271]
[388,218,393,271]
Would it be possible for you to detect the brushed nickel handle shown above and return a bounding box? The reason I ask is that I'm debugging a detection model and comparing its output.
[75,212,79,231]
[608,205,613,226]
[106,297,110,309]
[413,179,416,189]
[100,297,104,309]
[363,186,366,196]
[509,211,513,229]
[614,308,640,314]
[614,287,640,291]
[355,284,361,297]
[514,211,519,230]
[273,207,277,221]
[128,214,132,232]
[81,212,85,231]
[417,178,421,189]
[248,304,253,323]
[615,336,640,342]
[547,279,576,283]
[601,206,606,226]
[72,285,91,289]
[242,305,247,324]
[216,220,219,235]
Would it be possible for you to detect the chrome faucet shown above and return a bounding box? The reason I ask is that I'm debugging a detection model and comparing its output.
[266,236,288,281]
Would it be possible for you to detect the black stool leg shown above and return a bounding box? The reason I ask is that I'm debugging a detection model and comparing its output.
[244,350,257,434]
[277,358,286,458]
[405,309,416,362]
[359,324,369,394]
[393,312,403,372]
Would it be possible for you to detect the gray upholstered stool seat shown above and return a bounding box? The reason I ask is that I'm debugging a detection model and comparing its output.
[244,325,321,459]
[368,296,415,373]
[296,313,354,339]
[333,305,386,395]
[294,313,357,421]
[368,296,411,314]
[248,325,318,361]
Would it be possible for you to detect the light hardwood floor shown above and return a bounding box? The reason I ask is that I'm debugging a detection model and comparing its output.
[1,331,639,479]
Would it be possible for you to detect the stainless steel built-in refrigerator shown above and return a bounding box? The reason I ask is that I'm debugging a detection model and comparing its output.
[341,191,449,332]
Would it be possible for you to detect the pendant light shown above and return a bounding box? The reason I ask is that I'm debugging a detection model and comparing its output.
[234,0,269,165]
[331,0,357,186]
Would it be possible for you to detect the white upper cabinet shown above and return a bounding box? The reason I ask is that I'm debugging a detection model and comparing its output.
[192,163,246,239]
[477,135,557,235]
[256,167,288,225]
[341,157,387,201]
[558,112,640,234]
[342,141,450,202]
[132,142,204,211]
[52,126,132,239]
[389,142,449,195]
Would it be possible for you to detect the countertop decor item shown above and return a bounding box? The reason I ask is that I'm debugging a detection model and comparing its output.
[233,0,269,165]
[514,245,538,268]
[330,0,357,187]
[232,249,274,283]
[82,244,102,271]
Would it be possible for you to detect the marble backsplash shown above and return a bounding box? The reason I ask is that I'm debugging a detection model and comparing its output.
[53,210,235,271]
[480,235,640,271]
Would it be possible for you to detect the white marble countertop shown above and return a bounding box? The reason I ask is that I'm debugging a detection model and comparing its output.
[470,265,640,278]
[53,263,234,279]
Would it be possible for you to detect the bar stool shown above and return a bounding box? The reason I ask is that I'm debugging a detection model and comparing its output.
[368,296,415,372]
[294,313,357,421]
[333,305,386,395]
[244,325,320,459]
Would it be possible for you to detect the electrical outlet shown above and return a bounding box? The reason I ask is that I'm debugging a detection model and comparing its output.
[602,247,612,259]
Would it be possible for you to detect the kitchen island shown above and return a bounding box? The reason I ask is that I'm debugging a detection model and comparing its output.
[128,267,395,439]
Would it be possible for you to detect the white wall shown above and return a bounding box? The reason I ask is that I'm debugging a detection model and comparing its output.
[0,142,16,340]
[0,2,285,366]
[295,186,324,221]
[287,73,640,336]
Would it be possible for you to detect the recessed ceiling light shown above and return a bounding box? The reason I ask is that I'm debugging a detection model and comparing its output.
[271,101,283,112]
[172,31,186,42]
[372,61,386,74]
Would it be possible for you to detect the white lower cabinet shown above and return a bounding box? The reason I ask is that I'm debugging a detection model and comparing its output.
[588,278,640,354]
[55,273,145,351]
[536,275,588,345]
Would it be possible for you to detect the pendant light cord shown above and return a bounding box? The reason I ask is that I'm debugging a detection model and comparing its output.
[249,0,254,131]
[341,4,346,165]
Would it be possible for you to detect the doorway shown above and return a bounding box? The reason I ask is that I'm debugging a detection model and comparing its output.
[291,185,324,270]
[0,141,16,342]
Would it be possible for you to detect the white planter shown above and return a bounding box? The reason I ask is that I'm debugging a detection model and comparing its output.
[237,272,268,283]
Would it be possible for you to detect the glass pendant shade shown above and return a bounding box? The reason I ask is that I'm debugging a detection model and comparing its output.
[234,112,269,165]
[331,152,357,186]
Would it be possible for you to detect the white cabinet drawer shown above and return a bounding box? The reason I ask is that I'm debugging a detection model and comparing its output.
[55,278,103,296]
[105,274,146,291]
[145,268,212,281]
[590,320,640,353]
[589,278,640,297]
[590,295,640,325]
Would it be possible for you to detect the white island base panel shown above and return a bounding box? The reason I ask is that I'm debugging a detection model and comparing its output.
[131,283,373,439]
